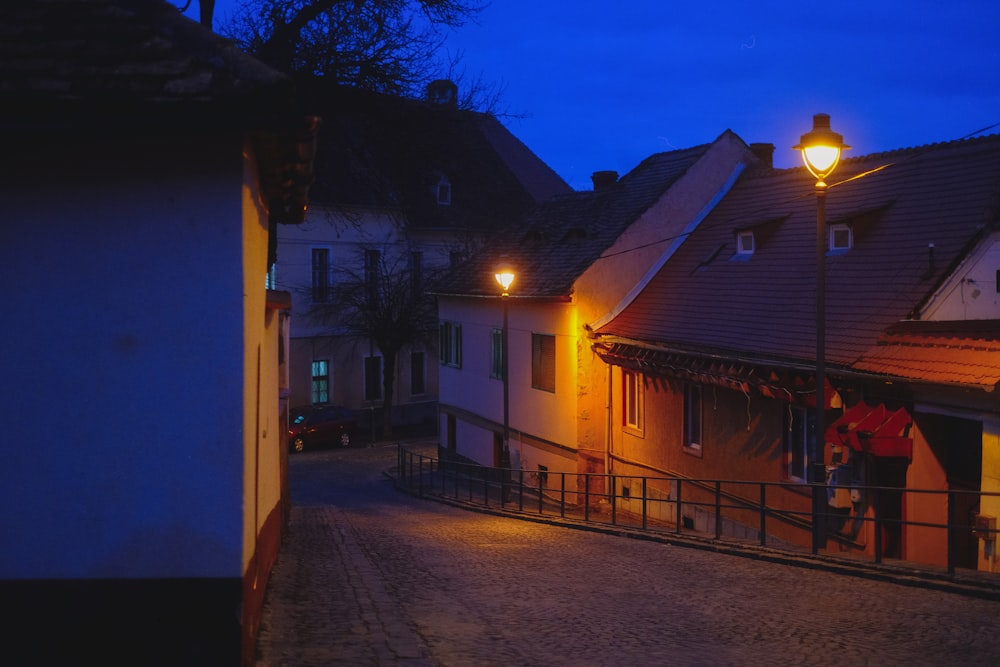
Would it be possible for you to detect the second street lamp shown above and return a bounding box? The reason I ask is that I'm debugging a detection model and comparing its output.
[795,113,849,552]
[494,268,515,497]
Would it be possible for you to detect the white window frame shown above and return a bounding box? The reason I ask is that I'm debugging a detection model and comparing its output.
[623,369,644,435]
[829,224,852,252]
[736,230,755,255]
[439,321,462,368]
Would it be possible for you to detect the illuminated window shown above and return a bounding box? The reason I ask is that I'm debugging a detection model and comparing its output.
[684,384,702,455]
[311,360,329,404]
[623,370,644,433]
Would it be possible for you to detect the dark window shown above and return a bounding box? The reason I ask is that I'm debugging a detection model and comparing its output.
[311,248,332,303]
[410,351,425,395]
[684,384,702,454]
[490,328,503,379]
[439,321,462,368]
[531,333,555,393]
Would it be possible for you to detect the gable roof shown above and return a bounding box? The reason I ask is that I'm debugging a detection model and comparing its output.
[297,82,571,232]
[434,139,723,298]
[595,133,1000,376]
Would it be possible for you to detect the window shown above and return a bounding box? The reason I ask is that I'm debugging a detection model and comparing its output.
[439,321,462,368]
[364,356,382,402]
[364,249,380,305]
[684,384,702,455]
[311,248,332,303]
[266,263,277,290]
[531,333,555,393]
[623,369,644,433]
[736,230,755,255]
[784,405,814,481]
[490,328,503,379]
[437,178,452,205]
[829,224,852,252]
[410,251,424,297]
[311,360,329,404]
[410,351,425,395]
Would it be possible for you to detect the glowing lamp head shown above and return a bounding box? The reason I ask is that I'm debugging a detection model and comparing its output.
[794,113,850,186]
[494,269,515,296]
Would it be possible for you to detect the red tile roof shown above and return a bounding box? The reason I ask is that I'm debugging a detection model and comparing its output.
[853,320,1000,391]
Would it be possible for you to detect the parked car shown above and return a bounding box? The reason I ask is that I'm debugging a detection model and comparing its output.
[288,405,357,452]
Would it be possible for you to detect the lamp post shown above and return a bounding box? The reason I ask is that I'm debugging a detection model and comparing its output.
[494,268,515,478]
[795,113,848,552]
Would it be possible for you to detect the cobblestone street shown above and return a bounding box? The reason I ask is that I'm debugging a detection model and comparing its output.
[256,443,1000,666]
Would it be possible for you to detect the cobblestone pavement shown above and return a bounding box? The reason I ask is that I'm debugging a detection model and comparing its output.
[256,442,1000,666]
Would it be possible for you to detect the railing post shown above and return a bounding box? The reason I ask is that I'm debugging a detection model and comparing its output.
[715,481,722,540]
[538,471,544,514]
[518,469,524,511]
[811,478,824,555]
[874,487,883,564]
[418,456,424,497]
[560,472,566,518]
[947,490,956,575]
[759,483,767,547]
[610,474,617,526]
[585,474,591,522]
[642,477,648,531]
[675,480,683,534]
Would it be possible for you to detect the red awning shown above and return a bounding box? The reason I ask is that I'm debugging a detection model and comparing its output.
[826,400,913,459]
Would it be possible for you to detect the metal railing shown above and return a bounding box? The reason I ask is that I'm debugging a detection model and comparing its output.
[396,446,1000,576]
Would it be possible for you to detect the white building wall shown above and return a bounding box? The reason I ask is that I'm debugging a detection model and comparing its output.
[921,233,1000,320]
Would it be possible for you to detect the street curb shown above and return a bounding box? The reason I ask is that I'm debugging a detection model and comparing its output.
[386,470,1000,602]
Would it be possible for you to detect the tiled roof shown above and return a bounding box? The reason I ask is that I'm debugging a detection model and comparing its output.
[853,320,1000,391]
[0,0,317,224]
[434,140,715,298]
[596,133,1000,374]
[0,0,294,128]
[298,82,570,232]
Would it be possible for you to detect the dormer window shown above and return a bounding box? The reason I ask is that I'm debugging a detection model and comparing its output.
[436,178,451,205]
[829,223,852,252]
[736,230,755,255]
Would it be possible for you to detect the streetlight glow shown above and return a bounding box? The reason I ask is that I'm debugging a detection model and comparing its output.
[495,270,515,296]
[794,113,850,186]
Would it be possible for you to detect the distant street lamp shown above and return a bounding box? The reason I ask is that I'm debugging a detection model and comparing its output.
[795,113,848,551]
[494,268,515,481]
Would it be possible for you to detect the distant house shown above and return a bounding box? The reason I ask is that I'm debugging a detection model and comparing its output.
[273,81,569,437]
[0,2,317,664]
[592,133,1000,572]
[434,132,760,480]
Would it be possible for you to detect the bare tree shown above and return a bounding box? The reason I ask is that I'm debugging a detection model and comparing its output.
[220,0,486,99]
[306,244,441,439]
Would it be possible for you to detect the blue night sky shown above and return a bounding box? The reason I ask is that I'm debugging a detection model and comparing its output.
[186,1,1000,190]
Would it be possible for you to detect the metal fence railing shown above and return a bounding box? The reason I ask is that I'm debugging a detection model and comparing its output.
[396,445,1000,576]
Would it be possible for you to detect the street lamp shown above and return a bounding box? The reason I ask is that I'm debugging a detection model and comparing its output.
[494,268,515,480]
[795,113,848,552]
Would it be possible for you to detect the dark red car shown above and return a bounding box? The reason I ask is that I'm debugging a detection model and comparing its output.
[288,405,357,452]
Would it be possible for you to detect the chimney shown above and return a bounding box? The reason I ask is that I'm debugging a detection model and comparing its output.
[426,79,458,108]
[749,143,774,169]
[591,170,618,192]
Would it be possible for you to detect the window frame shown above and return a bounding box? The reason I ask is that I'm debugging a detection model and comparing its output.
[439,321,463,368]
[310,247,333,303]
[410,350,425,396]
[736,230,755,255]
[683,383,703,456]
[829,223,853,252]
[783,404,814,482]
[311,359,330,404]
[531,333,556,393]
[490,327,503,379]
[623,369,644,435]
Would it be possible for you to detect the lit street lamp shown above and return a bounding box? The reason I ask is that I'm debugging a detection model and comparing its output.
[795,113,848,551]
[495,268,515,486]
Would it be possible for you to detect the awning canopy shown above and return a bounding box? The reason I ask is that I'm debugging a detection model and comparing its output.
[826,400,913,460]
